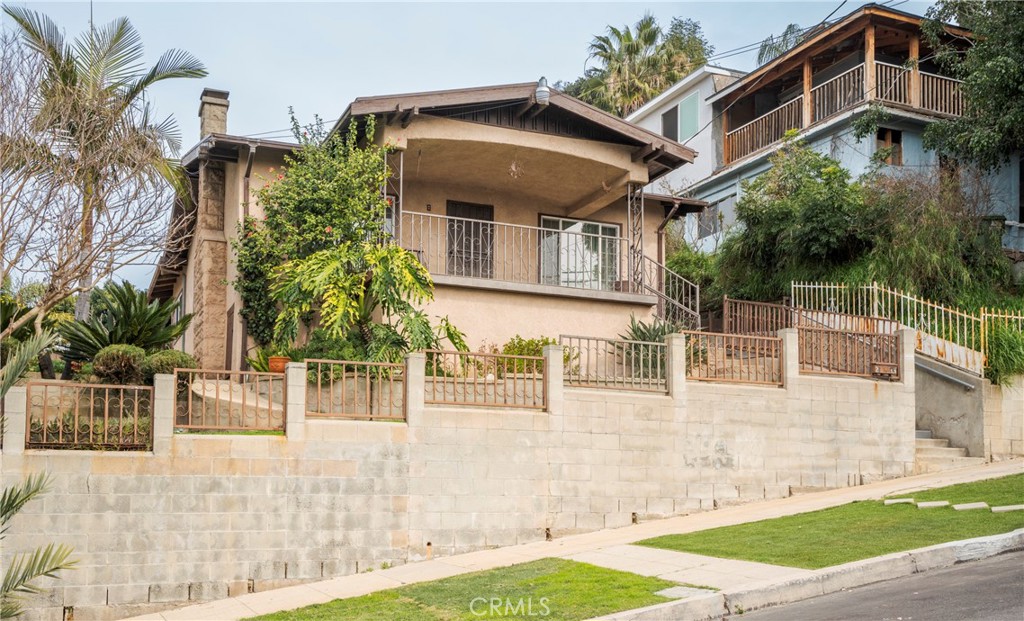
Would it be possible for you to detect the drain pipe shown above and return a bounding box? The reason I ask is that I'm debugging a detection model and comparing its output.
[242,143,257,218]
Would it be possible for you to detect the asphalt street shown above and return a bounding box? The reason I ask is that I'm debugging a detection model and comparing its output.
[733,551,1024,621]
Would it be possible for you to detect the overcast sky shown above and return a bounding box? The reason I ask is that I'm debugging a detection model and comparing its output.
[3,0,932,287]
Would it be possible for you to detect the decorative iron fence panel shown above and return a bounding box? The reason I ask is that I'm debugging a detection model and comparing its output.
[560,335,667,393]
[423,350,546,409]
[798,327,901,380]
[679,331,783,386]
[306,360,405,421]
[25,381,153,450]
[173,369,285,432]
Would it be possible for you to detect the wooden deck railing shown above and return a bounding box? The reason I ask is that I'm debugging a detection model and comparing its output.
[726,96,803,161]
[812,64,865,123]
[305,360,405,421]
[920,72,964,116]
[876,61,910,105]
[25,381,153,450]
[173,369,285,432]
[423,350,546,409]
[560,335,667,393]
[680,330,783,386]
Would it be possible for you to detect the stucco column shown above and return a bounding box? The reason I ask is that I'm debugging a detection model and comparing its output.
[405,352,426,428]
[665,333,687,401]
[2,386,27,454]
[285,362,306,441]
[543,345,564,415]
[152,374,174,456]
[898,328,916,393]
[780,328,800,388]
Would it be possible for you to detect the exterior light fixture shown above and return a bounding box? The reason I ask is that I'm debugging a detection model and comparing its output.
[535,77,550,106]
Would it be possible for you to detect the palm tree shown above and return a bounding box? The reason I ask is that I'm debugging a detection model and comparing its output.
[3,6,207,320]
[758,23,805,65]
[585,14,672,117]
[0,330,77,618]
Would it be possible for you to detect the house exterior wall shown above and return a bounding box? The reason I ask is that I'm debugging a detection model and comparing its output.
[1,331,917,621]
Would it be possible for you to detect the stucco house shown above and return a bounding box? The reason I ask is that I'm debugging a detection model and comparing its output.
[629,3,1022,255]
[150,83,705,369]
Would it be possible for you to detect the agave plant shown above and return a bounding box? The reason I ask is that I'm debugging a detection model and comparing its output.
[59,282,191,362]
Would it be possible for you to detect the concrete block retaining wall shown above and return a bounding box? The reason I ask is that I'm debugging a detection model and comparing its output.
[1,330,917,620]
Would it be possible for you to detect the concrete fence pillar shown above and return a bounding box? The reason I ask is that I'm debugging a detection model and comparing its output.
[285,362,306,441]
[665,333,687,400]
[405,352,425,427]
[152,374,174,456]
[542,345,564,415]
[898,328,916,393]
[2,386,27,454]
[780,328,800,388]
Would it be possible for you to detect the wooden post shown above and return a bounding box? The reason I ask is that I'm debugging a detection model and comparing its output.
[909,34,921,108]
[803,58,813,127]
[864,24,876,101]
[721,107,731,165]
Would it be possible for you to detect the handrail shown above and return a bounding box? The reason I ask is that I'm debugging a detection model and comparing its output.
[809,63,865,95]
[725,94,803,137]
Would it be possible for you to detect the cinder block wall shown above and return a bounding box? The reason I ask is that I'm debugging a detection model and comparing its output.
[1,331,917,620]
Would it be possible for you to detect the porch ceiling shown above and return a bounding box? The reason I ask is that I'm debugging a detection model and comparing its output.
[403,137,633,209]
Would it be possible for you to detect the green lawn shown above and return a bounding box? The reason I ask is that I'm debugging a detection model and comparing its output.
[639,474,1024,570]
[246,559,676,621]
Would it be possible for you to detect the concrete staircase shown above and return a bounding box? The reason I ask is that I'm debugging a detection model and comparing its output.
[914,429,986,474]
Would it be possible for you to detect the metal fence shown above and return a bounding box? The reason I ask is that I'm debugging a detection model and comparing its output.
[679,330,783,386]
[173,369,285,432]
[25,381,153,450]
[724,297,901,336]
[798,327,901,380]
[559,335,667,393]
[305,360,405,421]
[423,350,546,409]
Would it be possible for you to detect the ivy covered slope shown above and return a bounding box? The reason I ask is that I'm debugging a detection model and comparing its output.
[235,115,466,363]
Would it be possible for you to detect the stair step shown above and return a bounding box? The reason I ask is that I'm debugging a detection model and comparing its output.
[913,456,987,474]
[915,438,950,448]
[916,446,967,458]
[915,429,933,439]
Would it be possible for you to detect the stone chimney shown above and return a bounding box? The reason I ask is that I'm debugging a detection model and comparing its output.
[198,88,229,139]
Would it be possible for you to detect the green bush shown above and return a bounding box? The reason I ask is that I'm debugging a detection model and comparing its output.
[501,335,555,375]
[142,350,198,384]
[985,323,1024,386]
[93,344,146,385]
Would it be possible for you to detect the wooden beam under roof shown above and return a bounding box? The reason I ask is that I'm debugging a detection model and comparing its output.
[567,172,631,219]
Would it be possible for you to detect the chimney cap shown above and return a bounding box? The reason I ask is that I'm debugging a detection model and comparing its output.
[201,88,230,101]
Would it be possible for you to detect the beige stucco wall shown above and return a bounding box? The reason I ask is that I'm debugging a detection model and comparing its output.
[2,333,917,620]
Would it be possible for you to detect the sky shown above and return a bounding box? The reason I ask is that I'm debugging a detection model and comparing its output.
[3,0,933,287]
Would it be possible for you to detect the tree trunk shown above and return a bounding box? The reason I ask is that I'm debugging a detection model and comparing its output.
[74,179,97,321]
[37,352,55,379]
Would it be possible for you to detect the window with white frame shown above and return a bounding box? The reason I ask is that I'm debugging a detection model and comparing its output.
[539,217,621,291]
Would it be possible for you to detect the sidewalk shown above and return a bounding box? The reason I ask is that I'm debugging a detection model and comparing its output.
[126,459,1023,620]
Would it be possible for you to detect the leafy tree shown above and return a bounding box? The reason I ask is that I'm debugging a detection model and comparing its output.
[1,331,76,618]
[565,14,712,116]
[3,6,207,321]
[239,115,467,362]
[923,0,1024,170]
[59,281,191,362]
[757,23,804,65]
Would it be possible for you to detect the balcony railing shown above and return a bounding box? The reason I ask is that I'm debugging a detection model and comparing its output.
[725,61,963,164]
[399,211,632,294]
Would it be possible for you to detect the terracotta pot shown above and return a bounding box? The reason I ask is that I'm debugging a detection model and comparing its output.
[268,356,290,374]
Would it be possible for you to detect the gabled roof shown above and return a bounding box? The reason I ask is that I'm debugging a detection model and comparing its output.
[708,3,972,106]
[334,81,696,180]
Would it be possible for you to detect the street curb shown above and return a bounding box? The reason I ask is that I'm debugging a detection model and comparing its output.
[591,528,1024,620]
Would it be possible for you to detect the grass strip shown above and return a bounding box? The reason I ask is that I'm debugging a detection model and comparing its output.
[639,474,1024,569]
[246,558,676,621]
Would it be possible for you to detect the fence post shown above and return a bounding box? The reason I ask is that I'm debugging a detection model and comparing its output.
[405,352,425,427]
[285,362,306,441]
[3,386,27,454]
[898,328,916,392]
[722,295,730,334]
[665,333,687,400]
[542,345,564,415]
[871,281,880,318]
[779,328,800,387]
[152,374,174,456]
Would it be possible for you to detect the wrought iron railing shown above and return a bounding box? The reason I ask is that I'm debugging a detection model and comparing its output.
[423,350,546,409]
[173,369,285,432]
[305,360,405,421]
[679,330,783,386]
[399,212,631,294]
[798,327,901,380]
[641,256,700,328]
[559,335,667,393]
[25,381,153,450]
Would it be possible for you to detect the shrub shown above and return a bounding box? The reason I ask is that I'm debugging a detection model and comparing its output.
[985,323,1024,386]
[92,344,145,385]
[142,350,198,384]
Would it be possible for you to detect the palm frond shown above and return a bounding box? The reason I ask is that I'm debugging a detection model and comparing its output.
[2,6,76,87]
[0,474,50,535]
[1,543,77,618]
[122,48,207,106]
[73,16,144,88]
[0,331,57,398]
